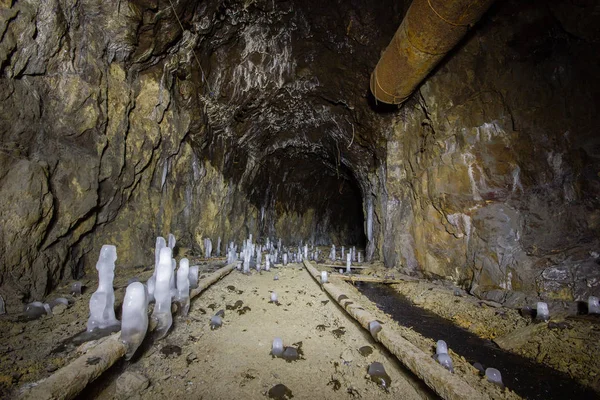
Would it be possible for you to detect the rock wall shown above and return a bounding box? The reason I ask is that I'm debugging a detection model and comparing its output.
[382,1,600,302]
[0,0,262,311]
[0,0,391,310]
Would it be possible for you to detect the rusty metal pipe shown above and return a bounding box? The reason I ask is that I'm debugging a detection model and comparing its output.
[370,0,495,105]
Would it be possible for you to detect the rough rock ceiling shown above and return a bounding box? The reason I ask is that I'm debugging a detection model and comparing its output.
[132,0,403,231]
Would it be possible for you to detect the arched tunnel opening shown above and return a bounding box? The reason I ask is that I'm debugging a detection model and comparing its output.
[1,0,600,398]
[246,149,367,247]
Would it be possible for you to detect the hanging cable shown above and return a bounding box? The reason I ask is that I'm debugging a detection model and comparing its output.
[167,0,214,95]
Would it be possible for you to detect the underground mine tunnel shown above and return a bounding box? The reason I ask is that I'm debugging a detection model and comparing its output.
[1,0,599,398]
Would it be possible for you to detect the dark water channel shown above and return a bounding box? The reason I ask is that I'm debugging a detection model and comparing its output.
[357,283,598,400]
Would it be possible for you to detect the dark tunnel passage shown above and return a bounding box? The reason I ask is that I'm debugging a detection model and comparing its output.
[246,149,367,246]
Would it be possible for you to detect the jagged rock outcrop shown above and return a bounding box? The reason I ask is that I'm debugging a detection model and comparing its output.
[382,1,600,303]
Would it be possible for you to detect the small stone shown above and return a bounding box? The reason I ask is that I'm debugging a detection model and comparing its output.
[116,371,149,399]
[267,383,293,399]
[10,325,24,336]
[340,349,354,363]
[53,303,67,315]
[46,363,59,373]
[282,346,299,361]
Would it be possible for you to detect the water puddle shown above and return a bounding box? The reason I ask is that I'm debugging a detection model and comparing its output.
[358,283,598,400]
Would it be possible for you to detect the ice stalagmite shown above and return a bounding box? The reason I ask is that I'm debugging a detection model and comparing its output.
[120,282,148,360]
[588,296,599,314]
[87,245,120,332]
[148,237,166,303]
[272,338,284,357]
[204,238,212,258]
[536,302,549,322]
[216,236,221,257]
[436,340,448,355]
[257,250,262,269]
[177,258,190,316]
[265,255,270,271]
[243,246,251,273]
[485,368,504,388]
[167,233,176,250]
[188,265,199,289]
[346,253,352,273]
[155,237,166,265]
[330,245,336,261]
[341,246,345,261]
[152,247,174,339]
[170,258,177,298]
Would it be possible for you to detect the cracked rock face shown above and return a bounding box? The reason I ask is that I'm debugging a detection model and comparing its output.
[0,0,599,309]
[382,1,600,301]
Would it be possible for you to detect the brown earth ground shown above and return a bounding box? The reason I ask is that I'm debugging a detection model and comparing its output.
[1,260,433,400]
[0,255,596,399]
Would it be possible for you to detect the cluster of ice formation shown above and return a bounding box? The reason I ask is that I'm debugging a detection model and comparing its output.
[24,301,51,319]
[369,320,382,337]
[436,340,448,355]
[189,265,199,289]
[210,314,223,330]
[272,337,284,357]
[536,302,550,322]
[434,339,454,372]
[588,296,599,314]
[48,297,69,310]
[367,362,391,389]
[324,243,365,264]
[152,247,174,339]
[120,282,148,360]
[70,281,83,296]
[177,258,191,316]
[87,245,120,332]
[204,238,213,258]
[485,368,504,388]
[167,233,176,250]
[147,237,167,303]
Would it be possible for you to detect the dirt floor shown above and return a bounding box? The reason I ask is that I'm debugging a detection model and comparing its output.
[1,261,434,400]
[2,256,598,399]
